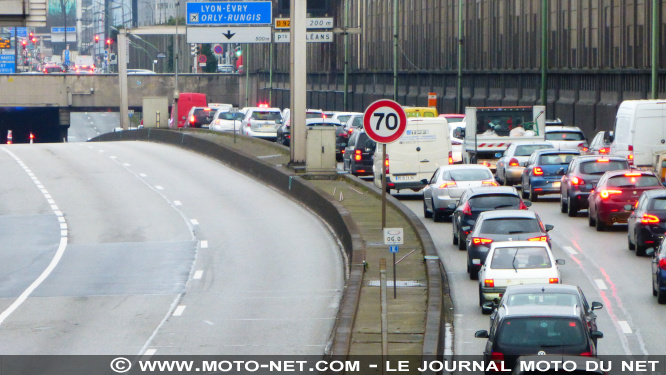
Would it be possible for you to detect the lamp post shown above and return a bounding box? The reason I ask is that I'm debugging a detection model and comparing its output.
[152,59,157,71]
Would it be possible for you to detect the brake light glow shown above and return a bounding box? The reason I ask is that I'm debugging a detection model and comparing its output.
[519,201,529,210]
[482,180,499,186]
[385,155,389,174]
[624,172,642,177]
[354,149,362,161]
[659,258,666,271]
[528,236,548,242]
[484,279,494,288]
[439,181,457,188]
[461,201,472,216]
[641,214,660,224]
[448,151,453,165]
[599,189,622,199]
[472,237,493,245]
[549,278,559,284]
[189,116,195,123]
[203,107,212,111]
[628,145,634,165]
[258,103,269,108]
[533,167,544,176]
[596,158,610,163]
[600,147,609,154]
[571,176,584,185]
[578,143,588,152]
[569,322,577,327]
[348,128,354,135]
[580,352,593,357]
[509,158,519,167]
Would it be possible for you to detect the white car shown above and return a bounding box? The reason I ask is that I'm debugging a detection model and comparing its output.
[209,109,244,132]
[240,106,283,140]
[478,241,564,309]
[330,111,362,126]
[545,126,588,152]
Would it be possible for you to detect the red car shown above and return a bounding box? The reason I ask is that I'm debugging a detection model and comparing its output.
[588,169,665,231]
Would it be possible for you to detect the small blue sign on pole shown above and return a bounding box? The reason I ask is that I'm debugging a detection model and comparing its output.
[186,1,272,25]
[389,245,399,254]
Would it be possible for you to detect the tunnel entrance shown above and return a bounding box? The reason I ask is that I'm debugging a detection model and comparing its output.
[0,107,66,144]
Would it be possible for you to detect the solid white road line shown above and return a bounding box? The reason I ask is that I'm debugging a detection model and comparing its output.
[563,246,578,255]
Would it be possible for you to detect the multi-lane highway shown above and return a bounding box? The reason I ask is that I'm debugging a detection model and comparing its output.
[0,142,343,355]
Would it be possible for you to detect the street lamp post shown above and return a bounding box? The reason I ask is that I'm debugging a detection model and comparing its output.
[152,59,157,71]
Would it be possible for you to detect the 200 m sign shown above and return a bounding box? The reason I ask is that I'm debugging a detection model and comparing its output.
[363,99,407,144]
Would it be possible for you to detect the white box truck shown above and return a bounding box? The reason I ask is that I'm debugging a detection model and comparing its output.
[609,100,666,169]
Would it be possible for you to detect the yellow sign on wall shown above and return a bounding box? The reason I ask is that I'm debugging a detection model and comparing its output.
[0,37,10,49]
[275,19,290,29]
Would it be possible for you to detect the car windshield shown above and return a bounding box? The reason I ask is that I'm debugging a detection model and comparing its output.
[545,131,585,141]
[337,115,352,124]
[506,293,578,307]
[350,117,363,128]
[497,318,587,347]
[194,109,214,118]
[469,195,521,210]
[443,169,493,181]
[515,145,552,157]
[479,218,542,234]
[251,111,281,121]
[446,117,465,123]
[306,112,324,119]
[649,198,666,210]
[490,246,552,269]
[538,154,575,165]
[579,160,628,174]
[607,175,661,188]
[307,121,335,127]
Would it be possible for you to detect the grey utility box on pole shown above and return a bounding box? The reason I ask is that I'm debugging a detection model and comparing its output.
[142,97,169,128]
[306,126,336,174]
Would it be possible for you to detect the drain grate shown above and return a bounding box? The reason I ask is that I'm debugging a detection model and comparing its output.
[367,280,426,287]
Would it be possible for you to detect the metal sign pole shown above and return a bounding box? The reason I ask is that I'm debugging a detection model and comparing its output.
[393,252,397,299]
[382,143,387,229]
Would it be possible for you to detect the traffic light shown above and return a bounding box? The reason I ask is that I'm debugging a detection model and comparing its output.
[21,39,27,49]
[234,46,242,57]
[29,32,33,39]
[94,35,100,43]
[190,44,196,56]
[106,38,113,46]
[31,37,37,44]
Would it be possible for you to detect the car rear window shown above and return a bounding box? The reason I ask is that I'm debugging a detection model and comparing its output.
[490,246,552,269]
[469,195,521,210]
[443,169,493,181]
[579,160,628,174]
[479,218,542,235]
[649,198,666,210]
[545,131,585,141]
[608,175,661,188]
[538,154,576,165]
[251,111,281,121]
[306,112,323,119]
[445,117,465,123]
[514,144,552,157]
[350,117,363,128]
[497,318,587,347]
[506,293,577,307]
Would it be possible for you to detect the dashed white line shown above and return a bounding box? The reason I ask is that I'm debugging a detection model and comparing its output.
[173,305,186,317]
[155,185,164,190]
[563,246,578,255]
[50,204,58,210]
[139,173,147,177]
[144,349,157,356]
[190,219,199,225]
[110,156,117,159]
[595,279,608,290]
[123,163,131,167]
[618,321,632,334]
[173,200,182,206]
[60,230,67,237]
[200,240,208,248]
[193,270,204,280]
[60,223,67,230]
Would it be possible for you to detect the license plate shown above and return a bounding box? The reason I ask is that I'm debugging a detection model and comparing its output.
[394,175,414,181]
[553,182,561,188]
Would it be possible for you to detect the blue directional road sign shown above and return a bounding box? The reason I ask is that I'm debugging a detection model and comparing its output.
[64,50,70,65]
[186,1,272,25]
[389,245,399,254]
[51,27,76,33]
[0,55,15,74]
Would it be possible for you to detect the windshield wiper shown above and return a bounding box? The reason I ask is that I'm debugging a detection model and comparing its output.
[494,204,515,209]
[508,231,526,234]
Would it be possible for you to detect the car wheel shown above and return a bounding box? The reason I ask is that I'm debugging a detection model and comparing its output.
[560,194,568,213]
[522,185,529,199]
[433,209,443,222]
[423,199,432,219]
[658,287,666,304]
[452,225,459,245]
[567,198,578,217]
[636,244,648,257]
[588,208,596,227]
[595,214,606,231]
[458,229,466,250]
[478,285,486,309]
[529,187,539,202]
[468,260,479,280]
[628,234,636,251]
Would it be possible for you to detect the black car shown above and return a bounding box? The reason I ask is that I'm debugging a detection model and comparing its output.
[560,155,629,217]
[475,304,603,371]
[342,129,376,177]
[451,186,531,250]
[627,189,666,256]
[187,107,216,128]
[484,284,603,344]
[651,239,666,304]
[466,210,553,279]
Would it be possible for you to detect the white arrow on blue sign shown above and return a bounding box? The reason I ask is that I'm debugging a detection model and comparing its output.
[186,2,272,25]
[389,245,399,254]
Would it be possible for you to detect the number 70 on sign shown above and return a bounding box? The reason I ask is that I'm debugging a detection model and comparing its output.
[363,99,407,144]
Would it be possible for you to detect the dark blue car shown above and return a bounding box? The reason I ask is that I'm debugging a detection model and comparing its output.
[651,238,666,304]
[521,149,580,201]
[628,190,666,256]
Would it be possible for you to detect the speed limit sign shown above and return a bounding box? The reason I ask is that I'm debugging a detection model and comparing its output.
[363,99,407,144]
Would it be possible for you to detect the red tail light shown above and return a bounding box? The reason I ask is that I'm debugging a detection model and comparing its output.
[385,155,389,174]
[472,237,493,246]
[641,214,660,224]
[354,149,362,161]
[580,352,593,357]
[482,180,499,186]
[571,176,585,185]
[528,236,548,242]
[659,258,666,271]
[578,143,588,152]
[189,116,195,123]
[533,167,544,176]
[624,172,642,177]
[461,201,472,216]
[519,200,529,210]
[439,181,457,188]
[509,158,519,167]
[448,151,453,165]
[628,145,634,165]
[596,158,610,163]
[600,147,609,154]
[348,128,354,135]
[484,279,495,288]
[549,278,559,284]
[599,189,622,199]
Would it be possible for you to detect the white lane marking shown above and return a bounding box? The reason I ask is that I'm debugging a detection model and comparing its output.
[0,149,69,327]
[110,156,117,159]
[200,240,208,248]
[155,185,164,190]
[190,219,199,225]
[50,204,58,210]
[47,199,55,205]
[57,217,66,223]
[143,349,157,356]
[563,246,578,255]
[139,173,147,177]
[618,321,633,334]
[193,270,203,280]
[173,305,186,317]
[60,223,67,230]
[123,163,131,167]
[595,279,608,290]
[60,230,67,237]
[173,200,182,206]
[44,193,51,199]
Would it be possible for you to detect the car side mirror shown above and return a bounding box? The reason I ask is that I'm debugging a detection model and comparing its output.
[275,119,282,124]
[474,330,489,339]
[591,301,603,311]
[495,152,503,158]
[647,248,656,256]
[624,204,635,211]
[590,331,604,340]
[603,130,613,143]
[522,161,529,167]
[447,203,457,210]
[481,302,495,314]
[523,201,532,207]
[556,259,565,265]
[421,179,429,185]
[545,224,554,232]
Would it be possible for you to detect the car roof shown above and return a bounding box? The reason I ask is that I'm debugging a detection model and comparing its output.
[532,148,580,155]
[489,240,550,249]
[500,304,583,318]
[504,283,579,294]
[641,189,666,198]
[467,186,518,196]
[602,169,657,177]
[438,164,491,171]
[545,126,584,132]
[509,141,554,147]
[306,118,342,125]
[572,155,627,162]
[477,209,537,220]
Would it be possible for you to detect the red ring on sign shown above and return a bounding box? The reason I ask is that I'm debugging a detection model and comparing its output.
[363,99,407,144]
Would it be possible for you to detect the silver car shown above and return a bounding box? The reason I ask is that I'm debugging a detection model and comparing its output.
[495,141,554,186]
[422,165,497,222]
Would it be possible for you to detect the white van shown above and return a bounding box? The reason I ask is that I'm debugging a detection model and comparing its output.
[610,100,666,167]
[373,117,451,193]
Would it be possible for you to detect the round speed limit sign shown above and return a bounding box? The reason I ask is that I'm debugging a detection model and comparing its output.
[363,99,407,144]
